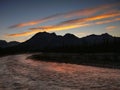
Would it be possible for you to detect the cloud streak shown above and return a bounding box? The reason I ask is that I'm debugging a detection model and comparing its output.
[7,11,120,37]
[29,11,120,31]
[106,26,117,31]
[61,11,120,25]
[95,18,120,24]
[30,23,92,31]
[9,14,62,28]
[7,30,40,37]
[9,3,120,28]
[7,2,120,37]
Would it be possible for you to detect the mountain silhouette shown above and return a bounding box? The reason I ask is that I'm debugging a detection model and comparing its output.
[1,32,120,54]
[0,40,20,48]
[0,40,8,48]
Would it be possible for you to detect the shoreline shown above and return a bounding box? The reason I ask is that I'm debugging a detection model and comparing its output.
[28,53,120,69]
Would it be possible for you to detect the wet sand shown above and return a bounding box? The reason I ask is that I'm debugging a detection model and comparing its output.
[0,54,120,90]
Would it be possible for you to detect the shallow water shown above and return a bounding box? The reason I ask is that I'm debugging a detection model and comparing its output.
[0,54,120,90]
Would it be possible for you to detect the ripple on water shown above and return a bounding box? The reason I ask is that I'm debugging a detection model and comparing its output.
[1,54,120,90]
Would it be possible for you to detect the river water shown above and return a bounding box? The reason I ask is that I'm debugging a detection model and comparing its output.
[0,54,120,90]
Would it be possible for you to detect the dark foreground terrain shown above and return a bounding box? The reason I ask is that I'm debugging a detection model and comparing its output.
[30,53,120,69]
[0,54,120,90]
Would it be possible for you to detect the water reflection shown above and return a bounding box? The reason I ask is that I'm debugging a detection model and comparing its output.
[12,54,120,89]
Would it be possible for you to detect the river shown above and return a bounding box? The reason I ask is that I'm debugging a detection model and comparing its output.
[0,54,120,90]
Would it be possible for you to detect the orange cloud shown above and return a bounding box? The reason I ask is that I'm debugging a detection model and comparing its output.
[29,11,120,31]
[7,30,41,37]
[106,26,117,31]
[64,3,120,18]
[8,11,120,37]
[9,21,42,28]
[30,23,92,31]
[9,3,120,28]
[95,18,120,24]
[7,3,120,37]
[61,11,120,25]
[9,17,55,28]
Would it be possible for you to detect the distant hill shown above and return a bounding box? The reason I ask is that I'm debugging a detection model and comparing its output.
[0,40,20,48]
[1,32,120,54]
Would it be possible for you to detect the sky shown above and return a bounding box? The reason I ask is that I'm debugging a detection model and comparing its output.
[0,0,120,42]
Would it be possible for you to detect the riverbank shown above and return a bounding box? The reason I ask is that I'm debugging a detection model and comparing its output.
[29,53,120,69]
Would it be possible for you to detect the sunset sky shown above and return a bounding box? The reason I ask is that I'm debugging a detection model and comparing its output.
[0,0,120,42]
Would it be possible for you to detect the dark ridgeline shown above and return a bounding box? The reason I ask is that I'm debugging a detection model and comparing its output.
[0,40,20,48]
[0,40,20,55]
[0,40,8,48]
[0,32,120,55]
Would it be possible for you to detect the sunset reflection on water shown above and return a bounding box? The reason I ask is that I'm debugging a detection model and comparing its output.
[11,54,120,89]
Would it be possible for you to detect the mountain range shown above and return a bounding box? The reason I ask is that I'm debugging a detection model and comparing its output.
[0,32,120,54]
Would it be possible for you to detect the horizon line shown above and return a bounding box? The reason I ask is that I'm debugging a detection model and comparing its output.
[1,32,119,43]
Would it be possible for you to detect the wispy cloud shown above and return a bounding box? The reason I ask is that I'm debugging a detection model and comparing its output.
[9,3,120,28]
[9,14,61,28]
[30,23,92,31]
[95,17,120,24]
[7,30,40,37]
[64,3,120,18]
[106,26,117,31]
[7,10,120,37]
[61,11,120,25]
[29,11,120,31]
[7,2,120,37]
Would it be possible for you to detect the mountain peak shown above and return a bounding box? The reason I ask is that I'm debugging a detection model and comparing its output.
[32,32,53,38]
[64,33,78,38]
[50,32,56,36]
[101,33,109,35]
[34,31,49,35]
[101,33,112,38]
[34,32,57,36]
[26,32,57,43]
